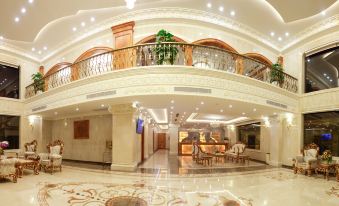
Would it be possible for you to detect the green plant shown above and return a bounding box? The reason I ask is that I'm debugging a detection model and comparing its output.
[270,63,285,86]
[153,29,178,65]
[31,72,45,93]
[321,150,333,164]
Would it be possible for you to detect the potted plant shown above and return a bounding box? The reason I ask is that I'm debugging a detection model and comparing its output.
[0,141,9,157]
[31,72,45,94]
[153,29,178,65]
[320,150,333,164]
[270,63,285,87]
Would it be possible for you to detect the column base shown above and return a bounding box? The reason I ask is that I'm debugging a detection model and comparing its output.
[110,163,137,171]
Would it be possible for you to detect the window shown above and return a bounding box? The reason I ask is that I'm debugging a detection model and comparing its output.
[238,122,261,150]
[0,63,19,99]
[0,115,20,149]
[304,111,339,156]
[305,46,339,93]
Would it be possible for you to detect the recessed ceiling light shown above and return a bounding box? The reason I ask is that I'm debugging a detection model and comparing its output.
[330,79,333,82]
[28,0,34,3]
[38,50,42,54]
[21,8,26,14]
[200,101,204,105]
[219,6,224,12]
[171,100,174,104]
[207,3,212,8]
[125,0,136,9]
[0,36,3,40]
[72,27,77,31]
[90,17,95,22]
[321,11,326,16]
[81,22,86,27]
[323,73,327,76]
[14,17,20,22]
[242,112,246,115]
[253,108,257,112]
[76,107,79,111]
[31,47,35,51]
[54,111,58,115]
[62,57,65,60]
[307,59,310,62]
[270,32,275,37]
[43,46,47,50]
[326,76,330,79]
[230,10,235,16]
[273,112,277,115]
[229,105,233,108]
[170,106,174,110]
[101,104,105,107]
[220,109,224,112]
[195,107,199,111]
[278,37,282,41]
[285,32,289,37]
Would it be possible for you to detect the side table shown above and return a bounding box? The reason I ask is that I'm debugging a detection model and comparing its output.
[315,163,336,181]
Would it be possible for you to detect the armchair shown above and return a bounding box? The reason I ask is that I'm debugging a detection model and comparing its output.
[24,140,38,159]
[39,140,64,174]
[0,158,18,183]
[293,143,319,176]
[225,142,249,164]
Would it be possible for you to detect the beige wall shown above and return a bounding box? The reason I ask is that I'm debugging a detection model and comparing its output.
[50,115,112,162]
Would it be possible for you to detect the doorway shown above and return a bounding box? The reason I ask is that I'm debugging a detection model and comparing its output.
[157,133,166,149]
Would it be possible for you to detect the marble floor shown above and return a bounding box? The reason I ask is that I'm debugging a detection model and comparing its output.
[0,165,338,206]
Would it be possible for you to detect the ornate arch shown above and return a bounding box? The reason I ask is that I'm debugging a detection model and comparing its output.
[135,34,187,44]
[192,38,238,53]
[244,53,273,66]
[44,62,72,77]
[74,47,113,63]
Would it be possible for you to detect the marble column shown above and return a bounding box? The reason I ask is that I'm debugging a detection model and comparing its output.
[169,124,179,155]
[110,104,139,171]
[268,116,283,166]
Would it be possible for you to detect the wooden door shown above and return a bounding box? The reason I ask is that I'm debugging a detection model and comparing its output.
[158,133,166,149]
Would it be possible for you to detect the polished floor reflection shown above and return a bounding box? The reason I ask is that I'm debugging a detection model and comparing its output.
[0,165,338,206]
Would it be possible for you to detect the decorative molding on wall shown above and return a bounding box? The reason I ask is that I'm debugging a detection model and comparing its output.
[23,67,299,114]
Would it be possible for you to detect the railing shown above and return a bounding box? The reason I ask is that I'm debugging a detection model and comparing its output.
[25,43,298,98]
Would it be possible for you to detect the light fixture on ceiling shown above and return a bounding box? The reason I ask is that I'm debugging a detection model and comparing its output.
[253,108,257,112]
[21,8,26,14]
[285,32,289,37]
[0,36,3,40]
[81,22,86,27]
[230,10,235,16]
[321,11,326,16]
[14,17,20,22]
[270,32,275,37]
[125,0,136,9]
[278,37,282,41]
[207,3,212,8]
[72,27,77,32]
[242,112,246,115]
[90,17,95,22]
[307,59,310,62]
[31,47,35,51]
[28,0,34,3]
[229,104,233,108]
[195,107,199,111]
[43,46,47,50]
[219,6,224,12]
[54,111,58,115]
[200,101,204,105]
[38,50,42,54]
[76,107,79,111]
[101,104,105,108]
[171,100,174,104]
[220,109,224,113]
[273,112,277,115]
[170,106,174,110]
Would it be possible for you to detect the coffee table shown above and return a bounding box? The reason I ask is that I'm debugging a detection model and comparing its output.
[315,163,336,181]
[16,158,40,178]
[213,153,226,163]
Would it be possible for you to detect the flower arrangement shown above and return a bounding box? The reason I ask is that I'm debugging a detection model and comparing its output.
[0,141,9,155]
[320,150,332,164]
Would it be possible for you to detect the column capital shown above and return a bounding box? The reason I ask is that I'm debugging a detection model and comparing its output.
[109,104,137,115]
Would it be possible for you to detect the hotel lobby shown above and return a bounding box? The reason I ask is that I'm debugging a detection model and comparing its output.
[0,0,339,205]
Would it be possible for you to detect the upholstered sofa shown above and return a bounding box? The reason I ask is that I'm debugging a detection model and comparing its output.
[39,140,64,174]
[0,158,18,183]
[225,142,249,164]
[293,143,319,176]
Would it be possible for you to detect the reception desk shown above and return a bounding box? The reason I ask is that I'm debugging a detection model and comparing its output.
[178,142,229,156]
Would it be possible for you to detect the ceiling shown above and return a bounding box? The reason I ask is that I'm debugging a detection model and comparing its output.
[33,94,286,130]
[0,0,338,62]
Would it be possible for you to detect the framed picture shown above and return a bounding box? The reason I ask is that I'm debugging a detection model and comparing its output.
[74,120,89,139]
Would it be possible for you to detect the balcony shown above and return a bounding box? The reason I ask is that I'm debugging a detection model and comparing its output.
[25,43,298,98]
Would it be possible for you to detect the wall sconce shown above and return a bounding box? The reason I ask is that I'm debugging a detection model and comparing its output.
[228,125,235,131]
[263,117,271,128]
[286,113,294,128]
[28,115,39,129]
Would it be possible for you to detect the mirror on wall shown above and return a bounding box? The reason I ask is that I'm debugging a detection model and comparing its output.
[305,46,339,93]
[0,115,20,149]
[0,63,19,99]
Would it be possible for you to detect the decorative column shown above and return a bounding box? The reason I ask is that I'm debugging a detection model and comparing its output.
[110,104,139,171]
[268,116,283,166]
[169,124,179,155]
[111,21,136,70]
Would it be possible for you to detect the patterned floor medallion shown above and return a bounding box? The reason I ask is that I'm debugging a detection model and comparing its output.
[37,182,250,206]
[105,196,147,206]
